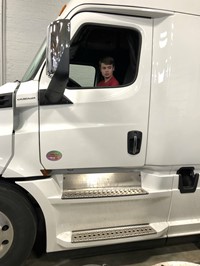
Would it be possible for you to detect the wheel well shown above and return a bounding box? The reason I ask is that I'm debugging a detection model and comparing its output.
[0,179,46,256]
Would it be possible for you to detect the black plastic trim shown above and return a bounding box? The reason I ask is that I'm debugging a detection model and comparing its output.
[0,93,12,108]
[177,167,199,193]
[127,131,142,155]
[39,89,73,106]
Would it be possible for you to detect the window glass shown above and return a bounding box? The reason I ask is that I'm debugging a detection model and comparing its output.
[69,64,95,87]
[22,39,46,82]
[67,24,141,89]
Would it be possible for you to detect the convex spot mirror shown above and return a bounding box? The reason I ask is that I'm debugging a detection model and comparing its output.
[46,19,70,77]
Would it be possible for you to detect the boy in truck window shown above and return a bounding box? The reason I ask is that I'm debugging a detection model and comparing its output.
[97,56,119,87]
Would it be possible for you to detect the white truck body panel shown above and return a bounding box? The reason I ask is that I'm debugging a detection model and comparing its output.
[0,82,18,175]
[16,80,38,108]
[17,172,200,252]
[17,173,173,252]
[146,13,200,166]
[2,80,42,177]
[64,0,200,17]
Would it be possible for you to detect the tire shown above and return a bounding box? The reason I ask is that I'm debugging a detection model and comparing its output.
[0,182,37,266]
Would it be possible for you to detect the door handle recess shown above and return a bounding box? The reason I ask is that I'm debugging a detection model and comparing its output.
[128,131,142,155]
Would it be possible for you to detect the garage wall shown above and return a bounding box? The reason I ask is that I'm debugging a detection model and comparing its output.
[0,0,4,85]
[0,1,2,85]
[1,0,68,85]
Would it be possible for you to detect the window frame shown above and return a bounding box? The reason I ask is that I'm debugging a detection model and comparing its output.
[67,22,142,90]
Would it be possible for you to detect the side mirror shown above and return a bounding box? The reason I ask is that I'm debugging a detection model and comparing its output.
[46,19,70,77]
[44,19,71,104]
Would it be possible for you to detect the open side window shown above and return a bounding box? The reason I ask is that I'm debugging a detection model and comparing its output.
[68,24,141,88]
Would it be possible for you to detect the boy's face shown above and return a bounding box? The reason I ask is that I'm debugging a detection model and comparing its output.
[100,63,115,80]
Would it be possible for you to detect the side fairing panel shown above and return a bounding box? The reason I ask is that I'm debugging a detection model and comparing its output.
[146,14,200,167]
[0,82,18,175]
[3,81,43,178]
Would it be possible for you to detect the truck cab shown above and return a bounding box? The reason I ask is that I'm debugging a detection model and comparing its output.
[1,1,200,265]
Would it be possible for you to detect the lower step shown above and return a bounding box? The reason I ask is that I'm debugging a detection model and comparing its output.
[62,187,148,199]
[72,224,156,243]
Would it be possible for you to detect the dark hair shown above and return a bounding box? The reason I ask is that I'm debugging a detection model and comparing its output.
[99,56,115,67]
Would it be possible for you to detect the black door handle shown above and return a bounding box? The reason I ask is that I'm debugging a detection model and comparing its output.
[127,131,142,155]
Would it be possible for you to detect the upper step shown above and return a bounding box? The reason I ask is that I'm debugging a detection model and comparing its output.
[62,172,147,199]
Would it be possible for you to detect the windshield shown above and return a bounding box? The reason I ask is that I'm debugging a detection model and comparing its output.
[21,39,46,82]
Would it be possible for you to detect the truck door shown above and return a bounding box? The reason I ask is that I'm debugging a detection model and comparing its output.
[39,12,152,170]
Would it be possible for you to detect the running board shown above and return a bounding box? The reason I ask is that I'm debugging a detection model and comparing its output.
[72,224,156,243]
[62,187,148,199]
[62,172,148,199]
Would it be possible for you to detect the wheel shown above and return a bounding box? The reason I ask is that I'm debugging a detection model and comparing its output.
[0,182,37,266]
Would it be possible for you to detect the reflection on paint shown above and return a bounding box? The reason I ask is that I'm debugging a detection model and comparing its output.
[159,31,168,48]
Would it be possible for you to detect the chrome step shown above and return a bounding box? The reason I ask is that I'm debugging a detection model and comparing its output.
[72,224,156,243]
[62,187,148,199]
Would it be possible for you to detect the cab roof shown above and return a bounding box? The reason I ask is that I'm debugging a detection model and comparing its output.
[62,0,200,18]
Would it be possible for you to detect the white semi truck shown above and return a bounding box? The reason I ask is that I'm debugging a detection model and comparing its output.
[1,0,200,265]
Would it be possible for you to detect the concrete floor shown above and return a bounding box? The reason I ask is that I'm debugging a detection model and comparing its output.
[25,242,200,266]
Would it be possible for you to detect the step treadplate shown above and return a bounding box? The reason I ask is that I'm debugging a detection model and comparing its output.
[72,225,156,243]
[62,187,148,199]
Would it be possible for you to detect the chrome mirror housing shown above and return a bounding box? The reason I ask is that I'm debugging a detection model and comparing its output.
[46,19,70,77]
